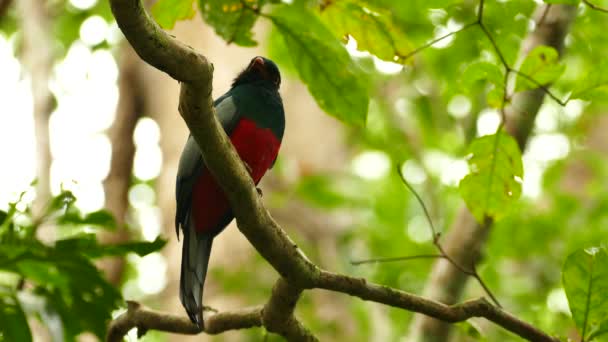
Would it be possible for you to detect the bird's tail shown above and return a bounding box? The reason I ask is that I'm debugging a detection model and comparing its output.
[179,217,213,329]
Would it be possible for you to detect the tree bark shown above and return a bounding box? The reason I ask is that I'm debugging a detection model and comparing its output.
[408,5,577,341]
[16,0,54,221]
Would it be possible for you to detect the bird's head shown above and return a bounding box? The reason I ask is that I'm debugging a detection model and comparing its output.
[232,56,281,89]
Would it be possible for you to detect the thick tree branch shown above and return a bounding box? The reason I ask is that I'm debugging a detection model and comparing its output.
[109,0,211,82]
[111,0,318,287]
[107,0,564,341]
[263,278,318,341]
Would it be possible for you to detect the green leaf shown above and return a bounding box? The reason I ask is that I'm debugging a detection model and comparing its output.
[462,62,504,89]
[515,46,565,92]
[571,62,608,101]
[321,0,413,63]
[55,235,167,258]
[588,320,608,341]
[57,209,117,230]
[270,5,369,126]
[461,62,505,108]
[152,0,196,29]
[543,0,580,4]
[0,296,32,342]
[198,0,266,46]
[48,191,76,214]
[296,175,369,209]
[0,210,7,226]
[459,132,523,222]
[17,259,71,293]
[563,247,608,340]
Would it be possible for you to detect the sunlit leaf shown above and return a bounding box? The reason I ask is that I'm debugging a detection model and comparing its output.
[198,0,266,46]
[571,62,608,101]
[563,247,608,340]
[588,320,608,341]
[48,191,76,213]
[321,0,413,64]
[459,132,523,222]
[515,46,565,92]
[0,296,32,342]
[152,0,196,29]
[461,62,505,108]
[270,5,369,126]
[543,0,580,4]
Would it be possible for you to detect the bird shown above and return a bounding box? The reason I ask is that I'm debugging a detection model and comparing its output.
[175,56,285,328]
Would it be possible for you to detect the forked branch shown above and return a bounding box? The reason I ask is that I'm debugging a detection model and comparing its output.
[107,0,563,341]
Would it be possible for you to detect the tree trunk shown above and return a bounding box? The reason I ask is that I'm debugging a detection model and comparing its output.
[99,43,146,285]
[16,0,54,221]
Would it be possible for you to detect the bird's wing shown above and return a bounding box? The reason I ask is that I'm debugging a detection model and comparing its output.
[174,95,240,237]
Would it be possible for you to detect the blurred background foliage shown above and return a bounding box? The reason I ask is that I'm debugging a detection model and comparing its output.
[1,0,608,341]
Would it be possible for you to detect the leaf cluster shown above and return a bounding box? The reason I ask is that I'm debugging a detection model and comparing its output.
[0,189,165,341]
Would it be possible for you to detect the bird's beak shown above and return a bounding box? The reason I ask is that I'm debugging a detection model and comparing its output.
[250,56,265,71]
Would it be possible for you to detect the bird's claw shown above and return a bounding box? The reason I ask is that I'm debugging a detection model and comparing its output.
[256,187,263,197]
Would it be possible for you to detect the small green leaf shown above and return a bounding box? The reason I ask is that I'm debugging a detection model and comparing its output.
[459,132,523,222]
[48,191,76,213]
[462,62,504,90]
[270,5,369,126]
[543,0,580,4]
[58,209,117,230]
[83,210,116,228]
[515,46,565,92]
[55,235,166,258]
[588,320,608,341]
[0,296,32,342]
[152,0,196,29]
[571,62,608,101]
[16,260,70,293]
[0,210,7,225]
[461,62,505,108]
[198,0,266,46]
[563,247,608,340]
[486,87,504,109]
[321,0,413,64]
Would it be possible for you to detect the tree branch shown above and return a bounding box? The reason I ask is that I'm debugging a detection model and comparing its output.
[263,278,318,341]
[106,301,262,341]
[315,271,558,342]
[109,0,211,82]
[107,0,565,341]
[110,0,318,286]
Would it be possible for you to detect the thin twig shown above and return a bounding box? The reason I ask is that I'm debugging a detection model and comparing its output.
[401,22,479,62]
[583,0,608,13]
[396,168,502,308]
[351,254,445,265]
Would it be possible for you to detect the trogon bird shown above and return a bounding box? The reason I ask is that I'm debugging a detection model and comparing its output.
[175,56,285,328]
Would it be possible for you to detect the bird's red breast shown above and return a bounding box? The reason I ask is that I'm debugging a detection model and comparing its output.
[191,117,281,233]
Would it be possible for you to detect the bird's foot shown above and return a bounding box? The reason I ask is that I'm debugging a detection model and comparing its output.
[256,187,263,197]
